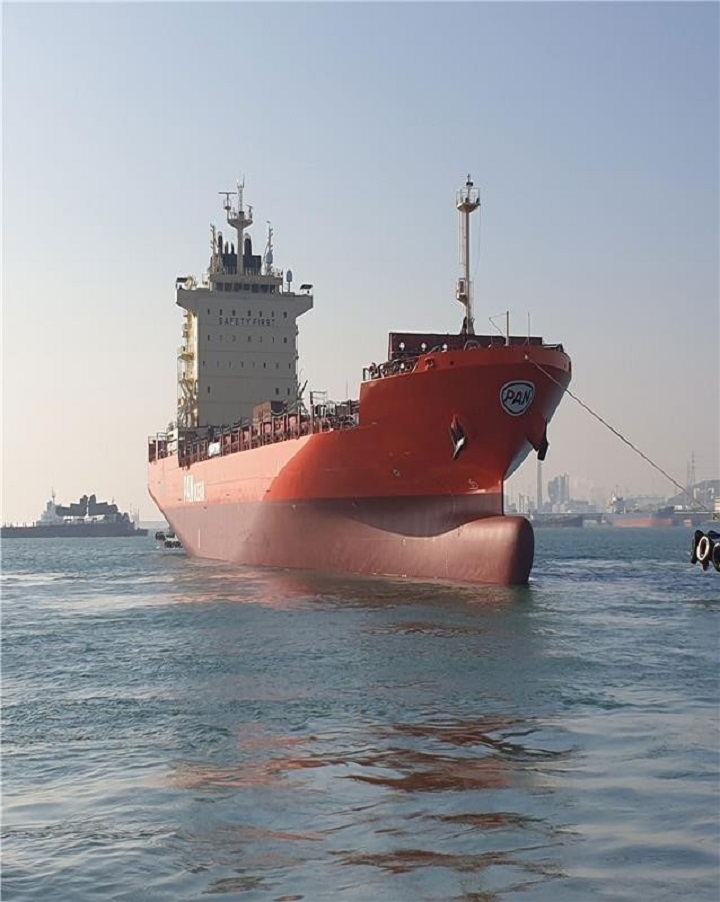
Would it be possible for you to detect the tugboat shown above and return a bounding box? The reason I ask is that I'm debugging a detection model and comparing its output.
[148,176,571,585]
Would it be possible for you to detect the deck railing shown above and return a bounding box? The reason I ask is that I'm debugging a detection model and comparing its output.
[148,404,359,466]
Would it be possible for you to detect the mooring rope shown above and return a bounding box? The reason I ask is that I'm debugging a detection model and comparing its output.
[525,354,711,513]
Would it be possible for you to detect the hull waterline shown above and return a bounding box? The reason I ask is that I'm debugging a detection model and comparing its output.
[149,493,536,585]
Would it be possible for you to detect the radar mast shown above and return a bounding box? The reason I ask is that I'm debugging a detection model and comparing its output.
[220,178,254,274]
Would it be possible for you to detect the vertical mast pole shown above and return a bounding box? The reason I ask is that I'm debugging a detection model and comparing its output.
[464,205,471,328]
[456,175,481,335]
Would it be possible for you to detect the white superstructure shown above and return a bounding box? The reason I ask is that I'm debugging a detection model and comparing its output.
[38,492,63,525]
[175,181,313,428]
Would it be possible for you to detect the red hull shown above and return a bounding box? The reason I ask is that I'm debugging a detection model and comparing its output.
[149,344,570,585]
[605,517,675,528]
[155,498,535,584]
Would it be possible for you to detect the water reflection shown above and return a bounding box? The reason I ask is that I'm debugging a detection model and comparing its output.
[168,558,535,611]
[166,714,574,896]
[391,720,560,760]
[333,845,564,879]
[158,561,571,897]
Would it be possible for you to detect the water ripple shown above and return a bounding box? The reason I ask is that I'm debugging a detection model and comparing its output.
[2,532,718,901]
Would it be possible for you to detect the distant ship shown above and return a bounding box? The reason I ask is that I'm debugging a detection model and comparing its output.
[148,176,571,585]
[603,496,676,528]
[531,513,584,528]
[1,493,148,538]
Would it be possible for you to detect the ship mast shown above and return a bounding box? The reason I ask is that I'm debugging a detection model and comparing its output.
[456,175,481,335]
[264,222,274,275]
[220,179,253,274]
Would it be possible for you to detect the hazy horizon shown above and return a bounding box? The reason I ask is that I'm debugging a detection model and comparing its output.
[2,1,718,525]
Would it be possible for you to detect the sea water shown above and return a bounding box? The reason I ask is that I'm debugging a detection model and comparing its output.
[2,528,719,901]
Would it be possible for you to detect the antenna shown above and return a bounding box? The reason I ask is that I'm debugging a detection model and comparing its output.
[264,221,274,274]
[456,174,481,335]
[687,451,696,491]
[219,190,236,213]
[222,177,253,274]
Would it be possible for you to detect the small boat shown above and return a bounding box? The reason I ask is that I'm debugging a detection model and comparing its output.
[163,532,182,549]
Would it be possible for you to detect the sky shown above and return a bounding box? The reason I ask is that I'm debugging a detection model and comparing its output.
[2,0,718,523]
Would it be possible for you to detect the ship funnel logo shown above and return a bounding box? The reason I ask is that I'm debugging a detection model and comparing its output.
[500,381,535,416]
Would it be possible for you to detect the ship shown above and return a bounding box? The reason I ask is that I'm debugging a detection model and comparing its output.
[530,513,585,528]
[147,176,572,585]
[1,493,148,538]
[602,496,708,528]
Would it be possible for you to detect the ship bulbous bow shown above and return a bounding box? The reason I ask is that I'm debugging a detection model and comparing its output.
[149,488,536,585]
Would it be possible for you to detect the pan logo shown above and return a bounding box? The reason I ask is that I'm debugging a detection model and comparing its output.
[500,381,535,416]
